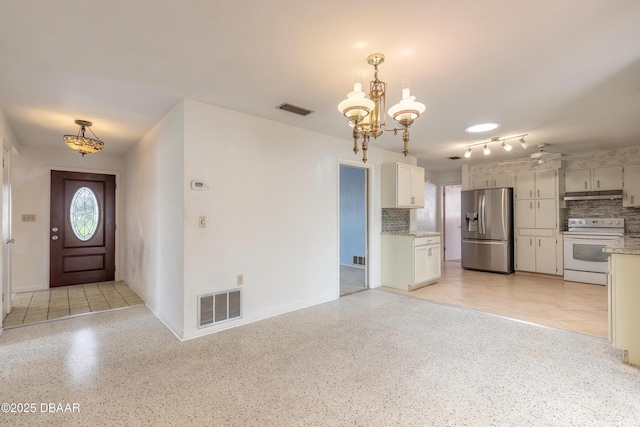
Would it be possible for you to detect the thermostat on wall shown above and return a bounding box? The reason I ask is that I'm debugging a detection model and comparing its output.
[191,180,209,190]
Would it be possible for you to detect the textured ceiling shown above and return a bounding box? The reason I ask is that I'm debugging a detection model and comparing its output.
[1,1,640,171]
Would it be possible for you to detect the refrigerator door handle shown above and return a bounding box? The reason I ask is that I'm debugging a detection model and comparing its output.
[480,194,486,234]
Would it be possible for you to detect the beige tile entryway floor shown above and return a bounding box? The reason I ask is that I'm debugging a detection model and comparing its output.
[2,281,144,328]
[383,261,608,339]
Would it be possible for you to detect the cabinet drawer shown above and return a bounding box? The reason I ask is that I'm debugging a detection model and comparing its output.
[415,236,440,246]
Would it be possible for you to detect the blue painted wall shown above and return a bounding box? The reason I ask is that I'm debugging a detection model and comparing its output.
[340,166,366,265]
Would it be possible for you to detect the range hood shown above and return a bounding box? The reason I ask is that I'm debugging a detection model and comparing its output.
[564,190,623,201]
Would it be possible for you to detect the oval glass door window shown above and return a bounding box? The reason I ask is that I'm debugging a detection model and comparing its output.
[70,187,99,241]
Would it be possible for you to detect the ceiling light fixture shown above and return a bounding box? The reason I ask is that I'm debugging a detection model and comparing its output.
[464,122,500,133]
[63,120,104,156]
[463,134,528,159]
[338,53,426,163]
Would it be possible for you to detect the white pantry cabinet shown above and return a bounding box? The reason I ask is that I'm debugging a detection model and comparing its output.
[381,163,425,208]
[515,170,556,200]
[515,199,556,229]
[382,234,441,291]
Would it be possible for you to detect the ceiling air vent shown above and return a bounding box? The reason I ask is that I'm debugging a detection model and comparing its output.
[276,103,314,116]
[448,156,462,160]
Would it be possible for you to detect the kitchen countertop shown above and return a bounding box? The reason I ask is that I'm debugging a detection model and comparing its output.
[603,237,640,255]
[381,232,441,237]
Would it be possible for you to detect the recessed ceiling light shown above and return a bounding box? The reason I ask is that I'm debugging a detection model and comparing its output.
[464,122,500,133]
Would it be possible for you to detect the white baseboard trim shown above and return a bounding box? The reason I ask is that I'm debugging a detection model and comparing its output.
[144,303,184,341]
[12,284,48,293]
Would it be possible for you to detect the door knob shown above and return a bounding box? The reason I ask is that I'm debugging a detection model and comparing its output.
[6,238,15,244]
[51,235,59,240]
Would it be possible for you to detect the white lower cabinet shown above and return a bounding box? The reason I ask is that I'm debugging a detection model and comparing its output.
[516,234,557,275]
[382,234,441,291]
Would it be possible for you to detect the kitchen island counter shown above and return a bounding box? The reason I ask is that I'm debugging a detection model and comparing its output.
[602,237,640,255]
[605,238,640,367]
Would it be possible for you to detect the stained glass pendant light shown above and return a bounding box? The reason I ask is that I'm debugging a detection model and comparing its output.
[63,119,105,156]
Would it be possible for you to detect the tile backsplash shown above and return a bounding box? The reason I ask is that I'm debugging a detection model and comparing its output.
[563,200,640,233]
[382,208,410,233]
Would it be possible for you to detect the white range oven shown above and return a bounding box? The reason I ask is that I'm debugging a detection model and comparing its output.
[563,218,624,285]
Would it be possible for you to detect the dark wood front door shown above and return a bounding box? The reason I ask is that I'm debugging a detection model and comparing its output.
[50,171,116,287]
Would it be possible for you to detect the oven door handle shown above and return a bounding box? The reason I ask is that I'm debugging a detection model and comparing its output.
[564,235,620,241]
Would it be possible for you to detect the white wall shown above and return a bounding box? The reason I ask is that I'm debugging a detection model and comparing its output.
[124,101,185,337]
[180,99,411,339]
[11,146,124,292]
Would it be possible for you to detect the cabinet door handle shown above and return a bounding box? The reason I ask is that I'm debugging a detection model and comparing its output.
[530,201,532,209]
[632,196,635,205]
[537,201,540,209]
[537,189,540,197]
[538,239,541,247]
[530,238,532,246]
[529,190,532,198]
[584,181,587,189]
[597,180,600,189]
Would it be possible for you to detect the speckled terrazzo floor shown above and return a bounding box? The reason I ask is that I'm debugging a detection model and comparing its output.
[1,290,639,426]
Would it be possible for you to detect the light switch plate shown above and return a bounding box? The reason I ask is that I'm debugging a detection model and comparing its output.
[22,214,36,222]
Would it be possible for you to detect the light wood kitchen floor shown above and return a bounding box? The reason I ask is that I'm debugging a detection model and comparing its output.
[383,261,608,339]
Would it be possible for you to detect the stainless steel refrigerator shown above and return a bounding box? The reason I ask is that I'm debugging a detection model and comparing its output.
[461,188,514,274]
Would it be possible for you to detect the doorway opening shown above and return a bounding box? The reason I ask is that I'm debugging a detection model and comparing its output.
[443,185,462,261]
[339,164,368,296]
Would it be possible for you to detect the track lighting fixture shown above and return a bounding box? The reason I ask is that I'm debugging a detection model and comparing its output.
[463,134,528,159]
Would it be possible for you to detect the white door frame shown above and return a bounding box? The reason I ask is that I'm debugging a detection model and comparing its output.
[1,142,12,329]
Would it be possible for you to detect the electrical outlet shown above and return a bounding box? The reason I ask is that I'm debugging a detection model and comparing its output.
[21,214,36,222]
[237,274,243,286]
[199,216,206,228]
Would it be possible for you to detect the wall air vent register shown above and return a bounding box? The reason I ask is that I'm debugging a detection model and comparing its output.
[198,289,242,328]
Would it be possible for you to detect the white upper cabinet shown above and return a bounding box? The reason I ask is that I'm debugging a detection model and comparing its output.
[381,163,425,208]
[565,166,622,192]
[623,164,640,207]
[473,174,514,189]
[564,169,591,192]
[593,166,622,191]
[515,170,556,200]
